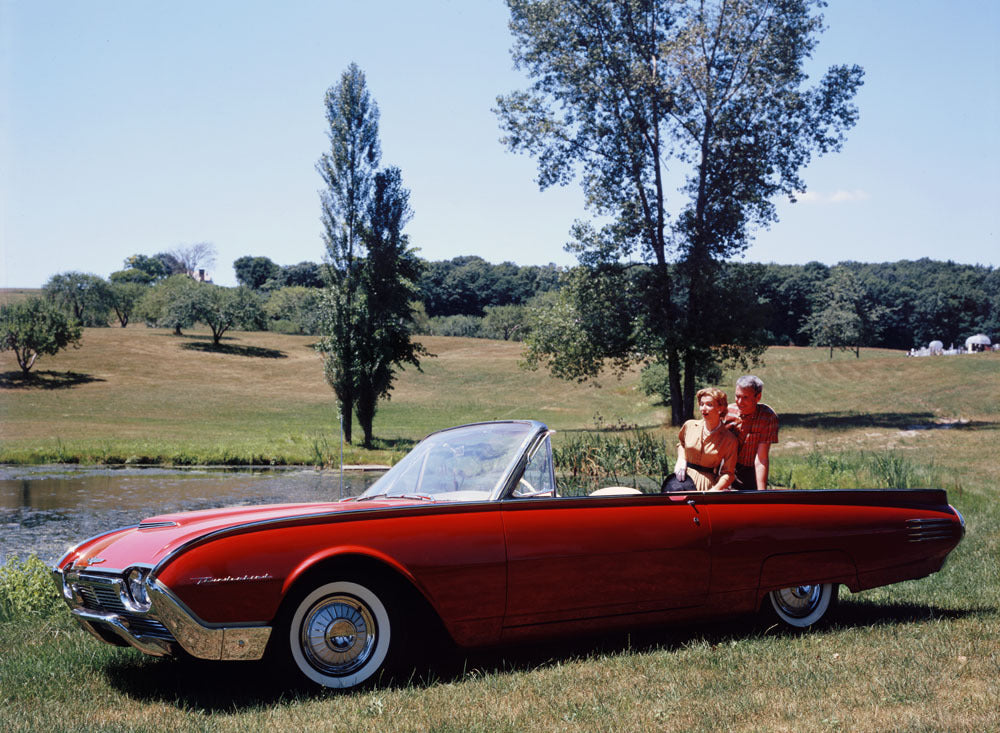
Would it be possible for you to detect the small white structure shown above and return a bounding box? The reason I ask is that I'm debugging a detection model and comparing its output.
[928,340,944,355]
[965,334,992,353]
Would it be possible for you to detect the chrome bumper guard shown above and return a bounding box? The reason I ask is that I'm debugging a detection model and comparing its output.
[52,566,271,661]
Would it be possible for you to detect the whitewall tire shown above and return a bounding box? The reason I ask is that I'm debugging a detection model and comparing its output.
[287,580,393,689]
[767,583,837,629]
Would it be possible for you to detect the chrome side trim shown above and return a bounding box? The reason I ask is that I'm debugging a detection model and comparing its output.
[147,579,271,661]
[906,518,958,543]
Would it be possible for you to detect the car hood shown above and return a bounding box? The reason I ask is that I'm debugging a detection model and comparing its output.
[62,499,415,571]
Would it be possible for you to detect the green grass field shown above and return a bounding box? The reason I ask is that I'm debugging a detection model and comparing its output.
[2,325,998,484]
[2,325,998,730]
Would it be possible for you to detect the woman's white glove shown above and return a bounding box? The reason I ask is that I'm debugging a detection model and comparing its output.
[674,462,687,481]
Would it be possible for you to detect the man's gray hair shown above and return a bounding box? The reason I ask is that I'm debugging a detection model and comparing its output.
[736,375,763,395]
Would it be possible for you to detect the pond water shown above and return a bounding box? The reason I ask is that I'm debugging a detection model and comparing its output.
[0,465,383,563]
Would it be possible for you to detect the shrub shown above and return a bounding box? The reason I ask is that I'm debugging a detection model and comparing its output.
[0,555,63,621]
[428,315,483,338]
[638,361,672,405]
[264,286,322,334]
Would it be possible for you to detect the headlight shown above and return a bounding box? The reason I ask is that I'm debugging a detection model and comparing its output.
[125,567,152,611]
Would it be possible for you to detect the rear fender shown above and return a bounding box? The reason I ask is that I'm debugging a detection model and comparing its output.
[758,550,859,602]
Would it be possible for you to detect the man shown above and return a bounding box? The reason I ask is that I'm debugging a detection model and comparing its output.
[724,375,779,490]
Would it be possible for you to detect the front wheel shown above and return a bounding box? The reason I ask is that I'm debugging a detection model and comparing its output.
[766,583,837,629]
[286,580,395,689]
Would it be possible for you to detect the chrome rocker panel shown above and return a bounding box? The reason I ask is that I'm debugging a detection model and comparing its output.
[52,566,271,661]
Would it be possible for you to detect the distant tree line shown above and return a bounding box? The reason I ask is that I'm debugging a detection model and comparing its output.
[753,259,999,351]
[230,253,564,341]
[16,256,996,357]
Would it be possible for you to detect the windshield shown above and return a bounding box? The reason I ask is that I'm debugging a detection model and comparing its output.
[358,422,539,502]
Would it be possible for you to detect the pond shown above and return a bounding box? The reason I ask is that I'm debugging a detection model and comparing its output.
[0,465,383,563]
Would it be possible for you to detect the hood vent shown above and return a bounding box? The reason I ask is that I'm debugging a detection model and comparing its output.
[138,520,179,530]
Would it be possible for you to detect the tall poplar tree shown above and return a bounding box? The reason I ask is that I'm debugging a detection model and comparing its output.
[316,65,425,445]
[316,63,381,444]
[497,0,863,423]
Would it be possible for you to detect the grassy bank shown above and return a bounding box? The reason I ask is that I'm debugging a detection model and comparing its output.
[0,326,665,466]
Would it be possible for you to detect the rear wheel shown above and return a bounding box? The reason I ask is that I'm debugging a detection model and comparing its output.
[767,583,837,629]
[286,580,395,689]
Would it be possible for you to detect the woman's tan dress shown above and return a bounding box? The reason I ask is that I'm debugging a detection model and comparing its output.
[677,419,738,491]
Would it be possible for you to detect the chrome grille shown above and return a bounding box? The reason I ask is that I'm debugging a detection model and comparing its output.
[906,518,957,543]
[71,572,174,641]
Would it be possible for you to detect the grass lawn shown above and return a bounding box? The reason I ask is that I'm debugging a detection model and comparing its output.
[0,325,665,466]
[2,325,998,730]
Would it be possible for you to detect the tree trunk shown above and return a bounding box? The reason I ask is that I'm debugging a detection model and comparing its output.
[682,350,697,423]
[341,398,354,444]
[668,349,684,426]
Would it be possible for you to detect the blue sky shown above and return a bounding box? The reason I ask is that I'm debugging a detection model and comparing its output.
[3,0,998,288]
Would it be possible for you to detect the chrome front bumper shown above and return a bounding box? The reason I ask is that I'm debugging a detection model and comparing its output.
[52,566,271,661]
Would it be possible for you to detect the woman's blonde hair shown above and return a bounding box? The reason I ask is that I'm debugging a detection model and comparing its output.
[695,387,728,411]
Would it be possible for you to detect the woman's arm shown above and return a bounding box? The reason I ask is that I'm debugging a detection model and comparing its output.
[675,423,689,480]
[710,434,738,491]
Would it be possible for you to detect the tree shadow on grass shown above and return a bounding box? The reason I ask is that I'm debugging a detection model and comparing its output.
[560,423,667,435]
[103,600,991,710]
[781,411,997,431]
[179,342,288,359]
[0,370,105,389]
[367,436,418,452]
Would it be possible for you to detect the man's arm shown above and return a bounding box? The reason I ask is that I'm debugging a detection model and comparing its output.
[754,442,771,490]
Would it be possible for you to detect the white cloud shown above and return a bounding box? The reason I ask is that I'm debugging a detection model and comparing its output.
[795,189,870,204]
[830,189,871,203]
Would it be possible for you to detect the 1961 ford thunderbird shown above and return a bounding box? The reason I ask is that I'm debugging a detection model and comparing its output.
[52,420,965,690]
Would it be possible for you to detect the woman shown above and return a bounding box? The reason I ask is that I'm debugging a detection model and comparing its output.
[673,387,738,491]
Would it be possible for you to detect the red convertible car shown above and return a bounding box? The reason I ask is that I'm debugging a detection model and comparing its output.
[52,420,964,690]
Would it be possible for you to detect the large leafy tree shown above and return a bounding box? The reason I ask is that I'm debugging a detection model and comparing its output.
[1,297,83,375]
[123,254,171,282]
[109,281,147,327]
[279,261,325,288]
[233,256,281,290]
[497,0,863,423]
[42,272,113,327]
[800,267,863,358]
[137,274,202,335]
[265,286,322,334]
[316,64,425,446]
[192,284,266,345]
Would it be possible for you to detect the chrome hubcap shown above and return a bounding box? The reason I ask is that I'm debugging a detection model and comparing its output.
[772,585,822,618]
[301,594,377,675]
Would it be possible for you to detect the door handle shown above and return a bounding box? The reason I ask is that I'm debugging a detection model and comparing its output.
[687,497,700,525]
